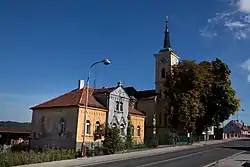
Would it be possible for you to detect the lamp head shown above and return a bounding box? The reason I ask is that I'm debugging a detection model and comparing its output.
[103,59,111,65]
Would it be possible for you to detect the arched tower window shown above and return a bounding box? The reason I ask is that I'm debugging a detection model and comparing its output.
[161,68,166,78]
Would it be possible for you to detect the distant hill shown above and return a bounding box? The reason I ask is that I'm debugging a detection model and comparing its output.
[0,121,31,131]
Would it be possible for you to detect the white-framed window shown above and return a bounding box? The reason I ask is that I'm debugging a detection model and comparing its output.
[86,120,91,135]
[137,126,141,136]
[120,124,125,135]
[116,101,119,111]
[58,117,66,136]
[131,126,134,136]
[95,121,100,133]
[120,101,123,111]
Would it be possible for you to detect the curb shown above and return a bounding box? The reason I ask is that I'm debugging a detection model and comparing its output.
[15,138,241,167]
[74,139,237,167]
[202,151,247,167]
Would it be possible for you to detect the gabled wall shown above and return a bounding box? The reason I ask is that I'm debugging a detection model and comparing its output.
[130,114,145,144]
[30,107,78,149]
[137,97,156,139]
[107,86,130,135]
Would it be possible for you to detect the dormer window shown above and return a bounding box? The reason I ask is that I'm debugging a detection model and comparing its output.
[116,101,119,111]
[120,101,123,111]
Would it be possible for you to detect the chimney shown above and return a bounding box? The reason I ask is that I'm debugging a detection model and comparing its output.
[78,80,85,89]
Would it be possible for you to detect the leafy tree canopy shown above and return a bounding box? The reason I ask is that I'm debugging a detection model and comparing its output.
[165,58,240,134]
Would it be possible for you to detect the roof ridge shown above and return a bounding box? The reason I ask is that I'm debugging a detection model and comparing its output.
[30,88,80,109]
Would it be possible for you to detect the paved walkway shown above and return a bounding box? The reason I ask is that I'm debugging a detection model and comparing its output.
[210,152,250,167]
[16,138,239,167]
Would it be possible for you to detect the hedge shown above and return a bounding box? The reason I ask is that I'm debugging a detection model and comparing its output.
[0,149,76,167]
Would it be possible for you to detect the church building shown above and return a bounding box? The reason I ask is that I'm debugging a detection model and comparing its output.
[29,16,180,149]
[125,16,180,141]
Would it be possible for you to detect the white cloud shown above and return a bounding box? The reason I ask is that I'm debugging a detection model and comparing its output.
[201,0,250,39]
[224,20,246,28]
[200,29,217,38]
[237,0,250,13]
[240,59,250,82]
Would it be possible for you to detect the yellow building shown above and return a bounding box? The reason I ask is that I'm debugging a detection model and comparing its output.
[30,17,183,149]
[30,81,145,150]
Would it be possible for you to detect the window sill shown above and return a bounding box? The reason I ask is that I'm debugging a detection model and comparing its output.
[81,134,93,137]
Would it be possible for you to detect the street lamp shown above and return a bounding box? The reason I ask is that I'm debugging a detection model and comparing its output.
[82,59,111,157]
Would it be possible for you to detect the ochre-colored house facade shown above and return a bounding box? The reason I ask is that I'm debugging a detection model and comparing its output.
[30,82,145,150]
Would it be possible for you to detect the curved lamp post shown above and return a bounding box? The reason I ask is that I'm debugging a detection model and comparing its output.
[82,59,111,157]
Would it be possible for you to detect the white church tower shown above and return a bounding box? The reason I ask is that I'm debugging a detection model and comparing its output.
[154,16,180,99]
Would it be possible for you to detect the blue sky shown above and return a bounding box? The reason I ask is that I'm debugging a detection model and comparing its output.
[0,0,250,124]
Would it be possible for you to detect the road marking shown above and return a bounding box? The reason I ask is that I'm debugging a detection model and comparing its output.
[75,149,211,167]
[202,151,246,167]
[74,139,239,167]
[135,149,212,167]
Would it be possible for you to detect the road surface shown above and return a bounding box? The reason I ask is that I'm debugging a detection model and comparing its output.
[85,139,250,167]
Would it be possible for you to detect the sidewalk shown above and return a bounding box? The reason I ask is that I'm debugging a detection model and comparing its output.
[210,152,250,167]
[16,138,238,167]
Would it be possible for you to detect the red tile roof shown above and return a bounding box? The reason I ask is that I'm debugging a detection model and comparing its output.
[31,87,145,116]
[93,87,116,94]
[129,107,145,116]
[31,87,106,110]
[229,120,248,131]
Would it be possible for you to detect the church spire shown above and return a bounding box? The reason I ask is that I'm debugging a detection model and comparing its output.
[163,16,171,48]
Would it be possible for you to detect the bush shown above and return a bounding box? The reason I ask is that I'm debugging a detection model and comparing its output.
[103,125,123,155]
[145,136,158,148]
[11,143,30,152]
[0,149,76,167]
[125,115,133,149]
[132,144,147,149]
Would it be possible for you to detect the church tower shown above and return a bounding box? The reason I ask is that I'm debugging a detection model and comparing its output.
[154,16,180,99]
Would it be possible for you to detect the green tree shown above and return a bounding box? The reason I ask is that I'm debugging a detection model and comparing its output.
[125,115,133,149]
[195,59,240,134]
[165,58,240,135]
[103,124,123,154]
[165,60,205,133]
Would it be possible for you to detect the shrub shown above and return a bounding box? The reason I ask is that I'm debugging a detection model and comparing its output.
[145,135,158,148]
[0,149,76,166]
[125,115,133,149]
[132,144,147,149]
[11,143,30,152]
[103,125,123,155]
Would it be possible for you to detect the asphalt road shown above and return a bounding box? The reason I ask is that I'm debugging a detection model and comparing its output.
[85,139,250,167]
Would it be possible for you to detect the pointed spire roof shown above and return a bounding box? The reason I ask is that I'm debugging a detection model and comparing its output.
[159,16,174,53]
[163,16,171,48]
